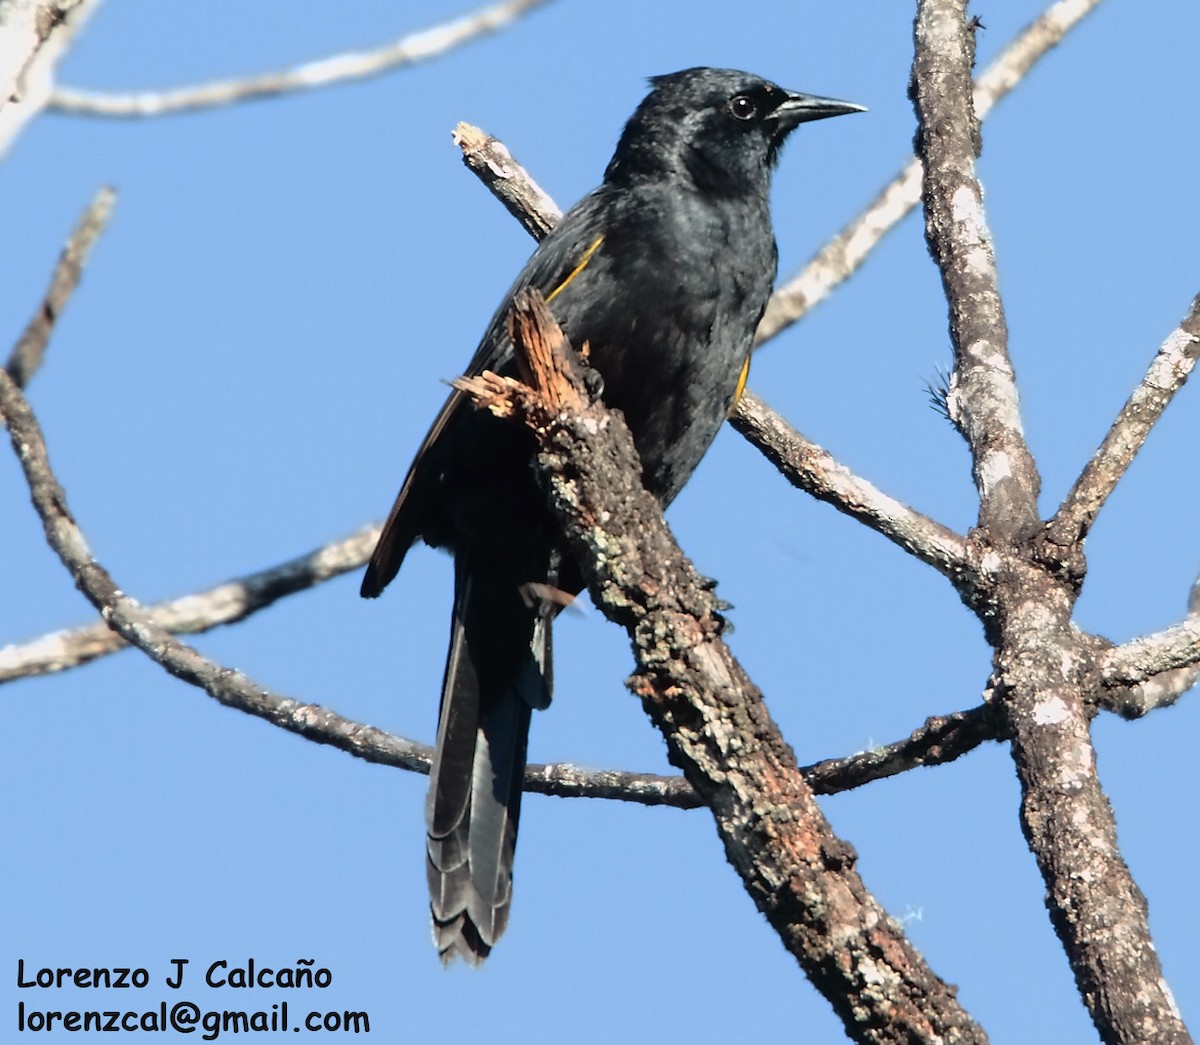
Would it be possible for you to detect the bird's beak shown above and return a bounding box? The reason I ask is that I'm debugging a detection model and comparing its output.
[771,92,866,129]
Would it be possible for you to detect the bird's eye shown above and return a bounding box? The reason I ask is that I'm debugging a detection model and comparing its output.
[729,94,757,121]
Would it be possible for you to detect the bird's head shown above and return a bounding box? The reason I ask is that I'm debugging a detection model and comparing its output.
[605,67,863,197]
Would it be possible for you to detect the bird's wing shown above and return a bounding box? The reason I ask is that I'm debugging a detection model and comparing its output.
[360,191,610,598]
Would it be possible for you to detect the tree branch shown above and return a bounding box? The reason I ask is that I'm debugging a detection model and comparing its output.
[48,0,554,118]
[996,605,1190,1044]
[0,0,85,112]
[801,702,1002,792]
[453,287,988,1042]
[0,367,427,770]
[911,0,1040,537]
[0,363,708,810]
[5,185,115,388]
[1100,574,1200,699]
[2,356,1006,825]
[730,390,976,588]
[454,121,561,240]
[911,3,1191,1041]
[0,0,98,157]
[1100,657,1200,720]
[0,525,378,684]
[4,0,1108,692]
[1091,578,1199,724]
[755,0,1105,345]
[1047,294,1200,549]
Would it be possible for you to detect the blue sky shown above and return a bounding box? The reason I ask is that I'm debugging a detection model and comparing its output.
[3,1,1198,1041]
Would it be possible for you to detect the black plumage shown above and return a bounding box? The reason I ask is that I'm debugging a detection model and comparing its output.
[362,67,863,962]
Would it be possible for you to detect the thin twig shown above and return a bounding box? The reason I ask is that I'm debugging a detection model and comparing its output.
[0,525,379,684]
[755,0,1105,346]
[48,0,555,118]
[6,186,116,388]
[1047,295,1200,549]
[731,390,976,589]
[454,122,561,240]
[0,368,420,773]
[801,703,1002,793]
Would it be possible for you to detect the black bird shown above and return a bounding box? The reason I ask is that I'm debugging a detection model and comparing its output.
[363,67,862,963]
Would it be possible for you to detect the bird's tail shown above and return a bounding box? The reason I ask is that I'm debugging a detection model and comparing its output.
[426,554,553,963]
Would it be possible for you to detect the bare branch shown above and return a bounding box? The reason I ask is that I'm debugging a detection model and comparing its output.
[48,0,554,119]
[971,0,1104,120]
[1091,575,1198,724]
[911,0,1041,537]
[730,390,977,588]
[540,700,1007,805]
[1047,294,1200,549]
[1100,661,1200,720]
[0,367,426,772]
[3,353,1001,822]
[910,4,1191,1039]
[537,701,1007,804]
[0,0,85,112]
[997,606,1190,1044]
[454,122,561,240]
[756,0,1105,345]
[5,185,115,388]
[0,526,379,684]
[1101,584,1200,693]
[755,157,922,346]
[0,365,702,811]
[525,762,697,808]
[802,703,1001,793]
[452,289,989,1042]
[0,0,98,156]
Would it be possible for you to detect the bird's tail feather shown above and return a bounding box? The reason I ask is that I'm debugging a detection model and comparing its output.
[426,556,552,964]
